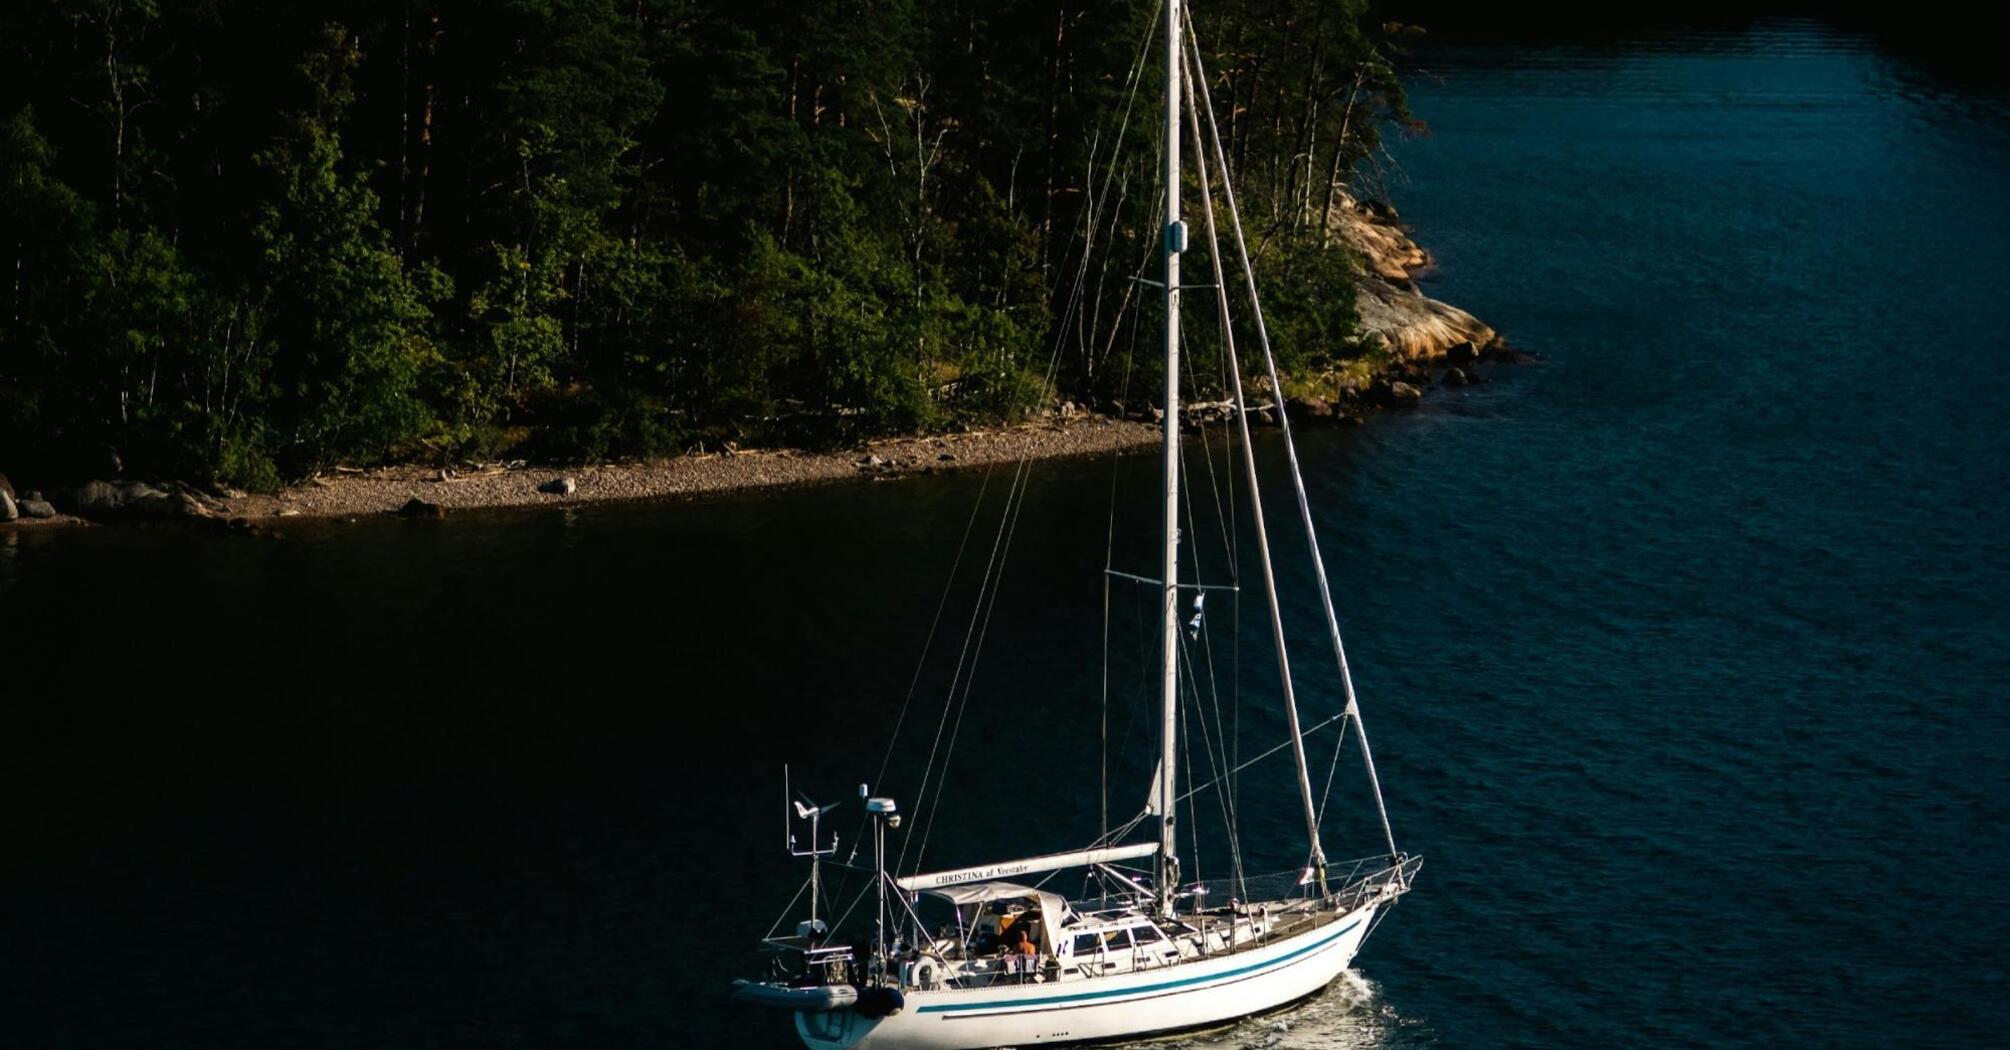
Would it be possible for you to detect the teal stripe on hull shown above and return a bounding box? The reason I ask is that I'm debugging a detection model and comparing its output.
[916,918,1361,1014]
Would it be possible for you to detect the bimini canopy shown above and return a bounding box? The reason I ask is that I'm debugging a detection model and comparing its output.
[919,881,1063,910]
[920,881,1071,953]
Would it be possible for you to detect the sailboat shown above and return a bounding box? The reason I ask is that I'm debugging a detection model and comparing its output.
[730,1,1418,1046]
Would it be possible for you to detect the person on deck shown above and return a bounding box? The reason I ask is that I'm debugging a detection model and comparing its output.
[1007,926,1038,982]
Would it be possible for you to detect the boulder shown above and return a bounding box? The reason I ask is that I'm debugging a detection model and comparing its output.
[1441,366,1470,388]
[538,476,577,496]
[1367,379,1423,407]
[68,479,223,523]
[1444,341,1478,366]
[0,473,14,500]
[1285,395,1334,424]
[17,499,56,519]
[1479,340,1537,365]
[1,490,15,521]
[398,497,446,519]
[73,480,124,517]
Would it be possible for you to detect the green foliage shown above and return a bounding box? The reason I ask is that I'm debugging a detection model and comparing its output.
[0,0,1408,483]
[249,26,440,479]
[1255,239,1369,374]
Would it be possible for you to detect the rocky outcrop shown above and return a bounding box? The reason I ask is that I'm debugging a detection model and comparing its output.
[0,475,65,523]
[1339,197,1431,281]
[1332,192,1498,362]
[1354,276,1497,361]
[67,479,225,523]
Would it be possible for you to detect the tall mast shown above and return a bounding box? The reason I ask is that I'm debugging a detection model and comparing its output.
[1156,0,1184,920]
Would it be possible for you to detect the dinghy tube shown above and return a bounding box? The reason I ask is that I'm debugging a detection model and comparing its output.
[728,980,859,1013]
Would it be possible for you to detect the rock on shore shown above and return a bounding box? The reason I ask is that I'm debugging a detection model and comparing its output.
[69,479,228,523]
[1333,192,1498,361]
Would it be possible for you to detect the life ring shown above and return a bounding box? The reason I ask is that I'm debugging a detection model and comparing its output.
[902,954,946,991]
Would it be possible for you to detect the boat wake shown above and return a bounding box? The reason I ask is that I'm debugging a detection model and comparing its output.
[1139,971,1415,1050]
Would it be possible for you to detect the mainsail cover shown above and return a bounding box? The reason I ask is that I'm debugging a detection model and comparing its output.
[894,842,1159,892]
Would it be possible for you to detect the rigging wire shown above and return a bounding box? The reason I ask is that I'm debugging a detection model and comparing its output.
[1177,619,1245,895]
[1176,328,1247,890]
[1176,709,1349,807]
[872,465,999,796]
[1173,25,1329,876]
[897,5,1163,878]
[1102,199,1151,844]
[1187,9,1400,857]
[901,453,1035,875]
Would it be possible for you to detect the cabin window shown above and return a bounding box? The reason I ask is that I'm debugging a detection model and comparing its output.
[1072,933,1103,955]
[1132,924,1164,944]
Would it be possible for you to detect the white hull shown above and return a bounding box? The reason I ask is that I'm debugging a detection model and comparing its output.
[795,903,1379,1050]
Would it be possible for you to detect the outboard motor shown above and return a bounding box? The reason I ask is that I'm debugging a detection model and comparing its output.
[854,986,906,1019]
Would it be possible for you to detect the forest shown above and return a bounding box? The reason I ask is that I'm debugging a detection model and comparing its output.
[0,0,1409,489]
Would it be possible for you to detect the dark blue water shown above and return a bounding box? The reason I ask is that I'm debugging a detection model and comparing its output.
[4,19,2006,1049]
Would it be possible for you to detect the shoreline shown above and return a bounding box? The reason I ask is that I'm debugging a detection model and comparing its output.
[5,195,1511,532]
[231,415,1164,524]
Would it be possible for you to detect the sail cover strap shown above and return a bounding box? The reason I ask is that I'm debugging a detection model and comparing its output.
[895,843,1160,892]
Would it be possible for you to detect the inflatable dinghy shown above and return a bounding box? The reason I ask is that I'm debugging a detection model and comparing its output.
[728,979,859,1013]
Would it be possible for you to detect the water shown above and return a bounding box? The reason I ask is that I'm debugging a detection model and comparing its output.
[4,19,2006,1049]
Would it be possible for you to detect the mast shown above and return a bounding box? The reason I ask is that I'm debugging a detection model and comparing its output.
[1156,0,1184,920]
